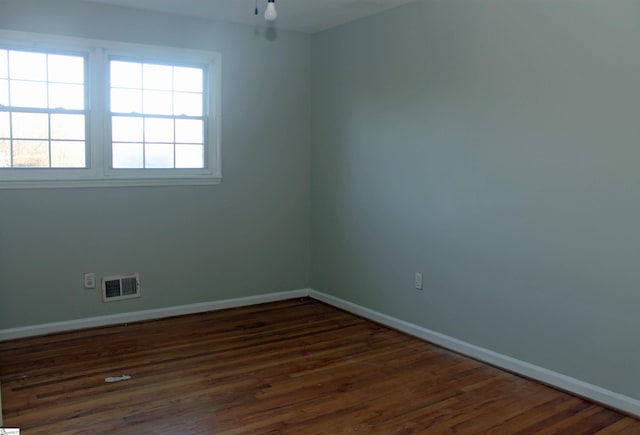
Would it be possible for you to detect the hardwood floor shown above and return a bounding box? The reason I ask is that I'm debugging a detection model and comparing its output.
[1,298,638,434]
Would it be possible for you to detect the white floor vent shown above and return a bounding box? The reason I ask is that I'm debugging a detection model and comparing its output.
[102,273,141,302]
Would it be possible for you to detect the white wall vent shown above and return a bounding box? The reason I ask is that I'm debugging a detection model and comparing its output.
[102,273,141,302]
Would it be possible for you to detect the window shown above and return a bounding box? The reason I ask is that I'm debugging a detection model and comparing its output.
[110,59,205,169]
[0,31,221,188]
[0,50,86,168]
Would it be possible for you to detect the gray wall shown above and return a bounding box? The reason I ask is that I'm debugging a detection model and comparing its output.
[311,0,640,399]
[0,0,311,328]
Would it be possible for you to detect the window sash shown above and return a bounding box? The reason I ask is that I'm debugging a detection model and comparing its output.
[107,57,207,171]
[0,47,89,170]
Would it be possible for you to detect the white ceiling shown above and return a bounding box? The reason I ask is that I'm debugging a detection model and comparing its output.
[79,0,416,34]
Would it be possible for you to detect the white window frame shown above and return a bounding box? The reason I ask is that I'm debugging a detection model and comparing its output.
[0,30,222,189]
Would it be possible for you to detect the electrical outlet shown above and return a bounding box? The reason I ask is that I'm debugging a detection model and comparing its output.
[83,272,96,289]
[414,272,423,290]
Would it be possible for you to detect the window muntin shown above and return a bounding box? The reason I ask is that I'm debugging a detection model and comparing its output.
[0,48,87,169]
[109,59,205,169]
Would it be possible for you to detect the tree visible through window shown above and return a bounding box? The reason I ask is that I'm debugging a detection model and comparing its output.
[0,49,86,168]
[0,32,221,188]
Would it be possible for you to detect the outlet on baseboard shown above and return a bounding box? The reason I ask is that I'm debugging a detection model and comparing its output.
[83,272,96,289]
[414,272,423,290]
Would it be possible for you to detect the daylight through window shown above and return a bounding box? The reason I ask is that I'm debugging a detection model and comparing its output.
[0,31,221,188]
[110,60,206,169]
[0,49,86,168]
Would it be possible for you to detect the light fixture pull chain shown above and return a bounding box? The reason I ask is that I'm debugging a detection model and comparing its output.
[254,0,258,15]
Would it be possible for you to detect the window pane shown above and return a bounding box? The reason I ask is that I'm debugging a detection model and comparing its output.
[48,54,84,84]
[144,117,173,142]
[13,140,49,167]
[0,79,7,106]
[176,144,203,168]
[49,83,84,110]
[113,143,143,168]
[0,139,9,167]
[12,112,48,139]
[143,90,172,115]
[51,114,85,140]
[10,81,47,108]
[174,92,202,116]
[9,51,46,81]
[174,66,202,92]
[0,112,9,138]
[111,61,141,89]
[0,50,7,79]
[107,58,210,175]
[175,119,203,143]
[111,88,142,113]
[143,64,172,90]
[112,116,143,142]
[51,141,85,167]
[145,143,174,168]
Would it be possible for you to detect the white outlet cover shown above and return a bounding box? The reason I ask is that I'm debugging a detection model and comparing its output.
[414,272,423,290]
[83,272,96,289]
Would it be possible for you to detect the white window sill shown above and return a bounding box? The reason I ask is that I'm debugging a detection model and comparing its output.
[0,176,222,189]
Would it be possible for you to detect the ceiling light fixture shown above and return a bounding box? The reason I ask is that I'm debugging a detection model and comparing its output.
[254,0,277,22]
[264,0,277,21]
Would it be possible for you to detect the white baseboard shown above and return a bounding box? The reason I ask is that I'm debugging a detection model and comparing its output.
[0,288,310,342]
[308,289,640,418]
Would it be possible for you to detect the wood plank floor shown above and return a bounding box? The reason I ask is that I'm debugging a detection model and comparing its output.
[1,298,639,434]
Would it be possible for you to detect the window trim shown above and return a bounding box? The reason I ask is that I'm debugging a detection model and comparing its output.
[0,30,222,189]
